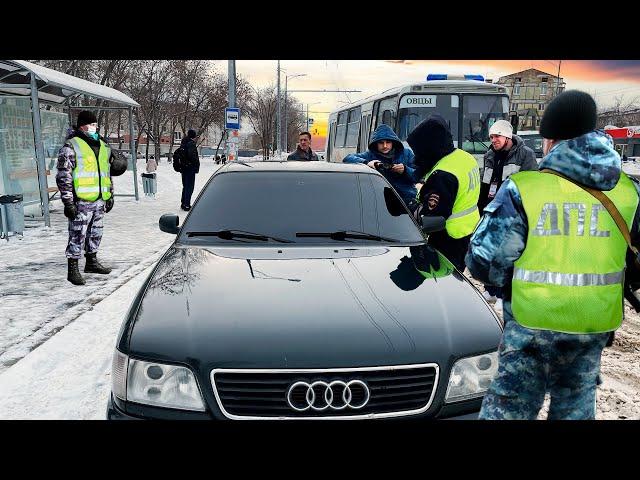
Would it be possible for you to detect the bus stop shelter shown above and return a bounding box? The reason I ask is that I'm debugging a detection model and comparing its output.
[0,60,140,228]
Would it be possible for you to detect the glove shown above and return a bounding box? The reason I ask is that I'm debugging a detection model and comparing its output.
[105,198,114,213]
[64,204,77,220]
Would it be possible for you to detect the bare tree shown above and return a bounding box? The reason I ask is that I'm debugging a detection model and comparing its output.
[245,85,278,159]
[598,94,640,128]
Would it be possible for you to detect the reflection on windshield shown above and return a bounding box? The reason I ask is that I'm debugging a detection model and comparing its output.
[521,135,543,155]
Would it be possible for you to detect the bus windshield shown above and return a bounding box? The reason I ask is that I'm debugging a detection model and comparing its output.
[397,94,459,143]
[461,95,509,154]
[397,94,509,155]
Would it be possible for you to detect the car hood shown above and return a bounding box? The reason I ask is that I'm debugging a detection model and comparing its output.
[126,245,501,370]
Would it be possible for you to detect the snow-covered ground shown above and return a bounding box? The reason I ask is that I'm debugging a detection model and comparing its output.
[0,159,220,373]
[1,157,639,419]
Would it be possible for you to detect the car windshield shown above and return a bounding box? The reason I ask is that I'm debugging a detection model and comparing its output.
[178,171,424,245]
[520,134,543,156]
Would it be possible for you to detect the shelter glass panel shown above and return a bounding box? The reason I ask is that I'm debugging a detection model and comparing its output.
[0,97,39,206]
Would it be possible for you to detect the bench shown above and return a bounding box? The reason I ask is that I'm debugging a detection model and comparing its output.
[7,168,60,200]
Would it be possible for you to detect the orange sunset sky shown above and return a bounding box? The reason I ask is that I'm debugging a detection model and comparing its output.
[212,60,640,151]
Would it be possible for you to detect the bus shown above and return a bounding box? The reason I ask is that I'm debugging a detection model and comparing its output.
[325,74,514,169]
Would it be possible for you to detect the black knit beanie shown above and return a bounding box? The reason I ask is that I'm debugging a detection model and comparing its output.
[187,129,197,139]
[539,90,597,140]
[76,110,97,128]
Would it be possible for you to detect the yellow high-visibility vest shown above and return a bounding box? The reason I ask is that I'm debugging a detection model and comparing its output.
[68,137,112,201]
[420,149,480,238]
[510,171,638,333]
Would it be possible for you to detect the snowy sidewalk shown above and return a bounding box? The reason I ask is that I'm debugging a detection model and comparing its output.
[0,159,221,373]
[0,262,155,419]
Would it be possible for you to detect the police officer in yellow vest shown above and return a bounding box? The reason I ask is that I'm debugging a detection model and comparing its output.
[407,115,480,271]
[56,111,118,286]
[466,91,640,419]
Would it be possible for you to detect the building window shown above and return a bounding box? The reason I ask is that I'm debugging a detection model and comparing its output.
[539,104,545,110]
[173,131,182,141]
[540,82,547,95]
[513,84,521,96]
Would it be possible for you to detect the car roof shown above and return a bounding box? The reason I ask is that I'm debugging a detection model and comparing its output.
[222,161,376,174]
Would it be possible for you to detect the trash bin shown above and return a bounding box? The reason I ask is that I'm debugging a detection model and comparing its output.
[0,193,25,239]
[141,172,157,196]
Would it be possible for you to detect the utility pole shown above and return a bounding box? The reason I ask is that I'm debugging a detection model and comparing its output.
[276,60,281,157]
[556,60,562,96]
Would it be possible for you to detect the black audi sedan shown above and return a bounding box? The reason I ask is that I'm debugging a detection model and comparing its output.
[107,161,502,420]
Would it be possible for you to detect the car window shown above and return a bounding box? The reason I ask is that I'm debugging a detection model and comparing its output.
[178,171,424,245]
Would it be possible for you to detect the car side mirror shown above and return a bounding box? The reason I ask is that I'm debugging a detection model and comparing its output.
[159,214,179,234]
[421,216,446,233]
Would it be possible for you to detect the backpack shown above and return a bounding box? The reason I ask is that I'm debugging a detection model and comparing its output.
[172,146,186,172]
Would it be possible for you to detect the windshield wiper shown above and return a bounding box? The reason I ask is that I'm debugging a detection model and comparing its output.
[186,229,293,243]
[296,230,398,242]
[465,133,490,151]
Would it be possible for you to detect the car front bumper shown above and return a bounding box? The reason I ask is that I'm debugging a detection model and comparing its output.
[106,394,479,420]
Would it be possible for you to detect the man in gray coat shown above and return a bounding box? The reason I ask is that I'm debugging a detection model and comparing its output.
[478,119,538,307]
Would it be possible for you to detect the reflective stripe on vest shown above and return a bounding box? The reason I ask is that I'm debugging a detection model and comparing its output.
[421,149,480,239]
[69,137,112,202]
[510,170,638,333]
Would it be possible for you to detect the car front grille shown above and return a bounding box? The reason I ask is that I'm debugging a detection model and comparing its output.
[211,364,439,419]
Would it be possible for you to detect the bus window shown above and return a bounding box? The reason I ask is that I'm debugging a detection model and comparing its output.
[397,94,459,143]
[335,111,347,147]
[345,107,361,148]
[359,114,371,150]
[381,110,394,127]
[327,120,336,160]
[375,96,397,129]
[461,95,509,154]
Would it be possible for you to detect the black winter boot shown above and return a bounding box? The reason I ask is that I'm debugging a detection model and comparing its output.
[84,252,112,274]
[67,258,86,285]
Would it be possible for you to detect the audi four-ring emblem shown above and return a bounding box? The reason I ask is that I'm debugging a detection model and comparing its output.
[286,380,370,411]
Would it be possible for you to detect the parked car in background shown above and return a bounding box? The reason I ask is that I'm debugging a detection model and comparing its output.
[518,130,543,162]
[107,162,502,420]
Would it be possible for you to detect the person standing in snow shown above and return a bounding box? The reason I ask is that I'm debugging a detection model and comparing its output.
[478,120,538,311]
[466,90,640,419]
[179,129,200,211]
[343,124,418,209]
[56,110,124,286]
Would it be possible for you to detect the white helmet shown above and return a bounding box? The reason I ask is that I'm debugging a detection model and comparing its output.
[489,119,513,139]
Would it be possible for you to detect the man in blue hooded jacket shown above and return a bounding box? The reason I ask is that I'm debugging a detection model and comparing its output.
[343,124,417,208]
[466,90,640,420]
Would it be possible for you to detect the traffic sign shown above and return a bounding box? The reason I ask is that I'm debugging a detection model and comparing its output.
[308,118,314,126]
[225,108,240,130]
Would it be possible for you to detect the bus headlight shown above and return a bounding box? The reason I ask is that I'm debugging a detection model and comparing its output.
[444,352,499,403]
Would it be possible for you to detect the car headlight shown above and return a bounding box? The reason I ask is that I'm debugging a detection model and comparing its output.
[111,350,206,411]
[444,351,499,403]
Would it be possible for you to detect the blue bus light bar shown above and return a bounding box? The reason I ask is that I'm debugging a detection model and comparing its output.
[426,74,485,82]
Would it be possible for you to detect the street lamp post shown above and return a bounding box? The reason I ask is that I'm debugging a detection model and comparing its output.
[284,73,306,153]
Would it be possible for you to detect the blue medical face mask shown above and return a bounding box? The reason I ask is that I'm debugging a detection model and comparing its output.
[88,132,99,140]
